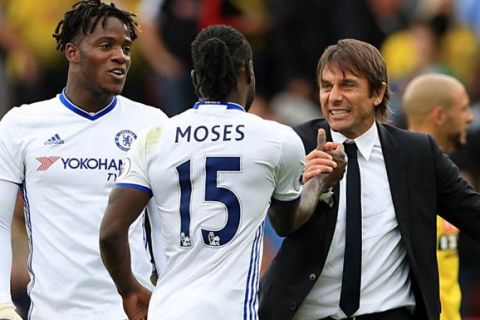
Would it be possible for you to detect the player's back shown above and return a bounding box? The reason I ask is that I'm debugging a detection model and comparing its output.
[134,102,304,319]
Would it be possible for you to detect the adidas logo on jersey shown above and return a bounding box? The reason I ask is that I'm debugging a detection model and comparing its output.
[44,134,65,145]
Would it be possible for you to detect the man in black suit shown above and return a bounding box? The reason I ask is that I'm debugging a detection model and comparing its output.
[259,39,480,320]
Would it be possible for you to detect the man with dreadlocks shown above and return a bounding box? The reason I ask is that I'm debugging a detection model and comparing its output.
[0,1,167,319]
[99,24,345,319]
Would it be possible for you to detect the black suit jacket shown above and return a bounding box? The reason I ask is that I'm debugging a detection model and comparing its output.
[259,119,480,320]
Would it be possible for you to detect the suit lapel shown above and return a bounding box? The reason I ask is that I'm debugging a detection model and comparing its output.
[377,123,411,245]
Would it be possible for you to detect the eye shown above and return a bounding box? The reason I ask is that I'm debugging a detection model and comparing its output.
[99,43,112,49]
[122,46,131,55]
[343,81,356,88]
[321,82,332,90]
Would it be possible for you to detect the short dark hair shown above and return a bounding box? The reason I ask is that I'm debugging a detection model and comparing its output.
[191,25,252,100]
[317,39,392,122]
[53,0,139,52]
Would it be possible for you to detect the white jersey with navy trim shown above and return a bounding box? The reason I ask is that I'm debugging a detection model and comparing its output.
[0,92,167,320]
[117,101,305,319]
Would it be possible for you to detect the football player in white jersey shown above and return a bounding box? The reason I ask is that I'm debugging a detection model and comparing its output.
[99,25,346,320]
[0,1,167,319]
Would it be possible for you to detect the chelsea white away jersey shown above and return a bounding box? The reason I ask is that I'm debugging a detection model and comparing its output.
[118,101,305,319]
[0,92,167,320]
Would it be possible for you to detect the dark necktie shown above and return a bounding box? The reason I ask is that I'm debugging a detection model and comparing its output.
[339,141,362,317]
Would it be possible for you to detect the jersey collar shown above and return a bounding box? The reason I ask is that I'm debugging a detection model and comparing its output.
[193,100,245,112]
[59,89,118,121]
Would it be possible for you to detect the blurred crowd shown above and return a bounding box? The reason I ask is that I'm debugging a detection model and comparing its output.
[1,0,480,318]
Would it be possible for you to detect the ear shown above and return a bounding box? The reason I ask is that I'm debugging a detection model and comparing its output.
[373,82,387,107]
[65,42,80,64]
[191,69,202,97]
[245,60,254,85]
[191,69,199,87]
[429,105,446,125]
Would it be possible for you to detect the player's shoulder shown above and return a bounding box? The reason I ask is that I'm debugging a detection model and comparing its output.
[242,115,303,154]
[129,123,166,159]
[243,112,295,133]
[116,95,168,119]
[1,96,58,126]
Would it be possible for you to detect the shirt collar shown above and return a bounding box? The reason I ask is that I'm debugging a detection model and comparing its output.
[59,89,117,121]
[193,100,245,112]
[330,121,379,161]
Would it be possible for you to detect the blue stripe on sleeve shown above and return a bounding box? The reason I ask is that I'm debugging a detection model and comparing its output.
[116,183,153,197]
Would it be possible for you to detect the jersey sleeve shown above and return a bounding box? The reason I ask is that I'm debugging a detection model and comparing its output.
[154,108,169,122]
[116,126,158,195]
[0,109,25,184]
[144,104,169,122]
[271,128,305,203]
[0,180,20,304]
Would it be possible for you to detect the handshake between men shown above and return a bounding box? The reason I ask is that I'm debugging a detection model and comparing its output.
[274,128,347,236]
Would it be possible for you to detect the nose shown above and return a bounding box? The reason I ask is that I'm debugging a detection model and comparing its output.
[112,46,128,64]
[467,107,474,125]
[329,85,343,104]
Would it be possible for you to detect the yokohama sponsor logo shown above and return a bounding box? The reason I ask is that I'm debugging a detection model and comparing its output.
[35,156,123,171]
[61,158,122,170]
[36,156,61,171]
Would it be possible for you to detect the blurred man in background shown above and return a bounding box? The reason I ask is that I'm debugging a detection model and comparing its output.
[403,73,474,320]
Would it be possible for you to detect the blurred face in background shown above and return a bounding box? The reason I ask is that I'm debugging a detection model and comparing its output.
[442,83,473,149]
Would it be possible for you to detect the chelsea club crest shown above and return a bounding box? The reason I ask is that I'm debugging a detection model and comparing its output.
[115,130,137,151]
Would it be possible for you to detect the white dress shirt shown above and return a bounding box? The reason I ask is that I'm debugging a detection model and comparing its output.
[294,122,415,320]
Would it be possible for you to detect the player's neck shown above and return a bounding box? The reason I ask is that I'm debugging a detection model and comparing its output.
[64,85,115,114]
[200,94,244,108]
[225,91,245,108]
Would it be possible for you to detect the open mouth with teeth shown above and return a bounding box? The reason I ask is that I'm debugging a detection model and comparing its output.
[330,109,351,116]
[109,68,126,77]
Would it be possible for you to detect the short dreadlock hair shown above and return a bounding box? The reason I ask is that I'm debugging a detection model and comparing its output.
[191,25,252,100]
[53,0,139,52]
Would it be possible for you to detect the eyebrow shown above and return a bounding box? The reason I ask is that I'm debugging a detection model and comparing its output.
[320,77,358,84]
[95,36,132,44]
